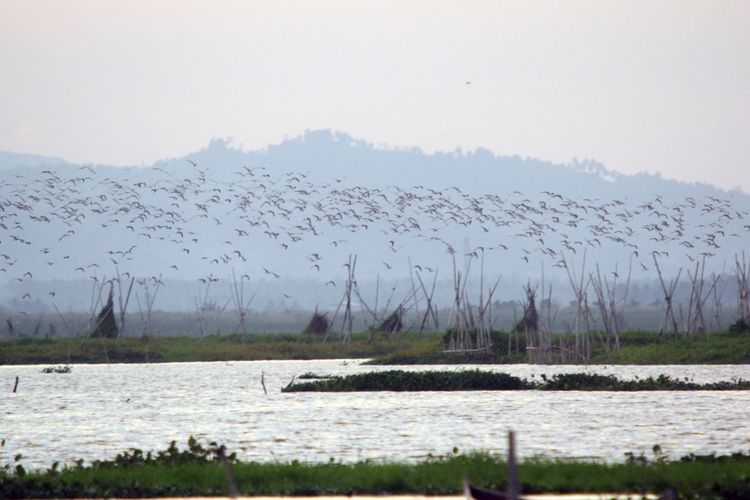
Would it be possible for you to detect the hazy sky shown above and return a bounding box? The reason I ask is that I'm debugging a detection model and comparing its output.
[1,1,749,191]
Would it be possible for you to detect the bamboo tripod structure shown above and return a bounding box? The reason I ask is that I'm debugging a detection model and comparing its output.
[737,252,750,325]
[652,253,681,336]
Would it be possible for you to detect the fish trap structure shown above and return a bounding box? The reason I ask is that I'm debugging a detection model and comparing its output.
[90,286,119,339]
[373,305,404,336]
[302,310,330,336]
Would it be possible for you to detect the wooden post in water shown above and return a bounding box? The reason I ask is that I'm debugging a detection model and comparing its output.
[506,430,519,500]
[13,376,19,393]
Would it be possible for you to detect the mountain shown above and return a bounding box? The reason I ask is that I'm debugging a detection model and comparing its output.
[0,130,747,312]
[182,131,739,199]
[0,150,68,171]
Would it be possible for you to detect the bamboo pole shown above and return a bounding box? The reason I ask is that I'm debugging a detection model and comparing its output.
[736,252,750,325]
[652,253,682,336]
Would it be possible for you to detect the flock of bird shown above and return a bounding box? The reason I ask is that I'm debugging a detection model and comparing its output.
[0,156,748,312]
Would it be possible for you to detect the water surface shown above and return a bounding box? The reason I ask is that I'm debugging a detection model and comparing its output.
[2,361,750,470]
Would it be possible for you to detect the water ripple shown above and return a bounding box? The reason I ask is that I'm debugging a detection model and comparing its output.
[2,360,750,470]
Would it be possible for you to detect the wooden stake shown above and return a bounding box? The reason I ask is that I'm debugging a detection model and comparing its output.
[215,446,238,498]
[506,430,519,500]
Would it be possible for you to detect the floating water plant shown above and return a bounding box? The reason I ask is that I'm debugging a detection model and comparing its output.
[40,365,71,374]
[282,370,750,392]
[282,369,530,392]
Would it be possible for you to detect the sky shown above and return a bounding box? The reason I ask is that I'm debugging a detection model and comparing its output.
[1,1,749,192]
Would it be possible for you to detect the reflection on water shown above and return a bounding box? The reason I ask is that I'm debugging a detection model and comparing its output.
[2,361,750,470]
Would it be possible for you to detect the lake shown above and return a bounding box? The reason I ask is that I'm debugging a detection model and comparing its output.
[2,361,750,470]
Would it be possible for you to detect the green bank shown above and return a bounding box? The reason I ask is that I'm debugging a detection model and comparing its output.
[2,439,750,498]
[1,330,750,365]
[0,333,433,364]
[369,330,750,365]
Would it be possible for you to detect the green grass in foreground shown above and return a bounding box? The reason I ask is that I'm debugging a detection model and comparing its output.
[282,369,750,392]
[3,438,750,498]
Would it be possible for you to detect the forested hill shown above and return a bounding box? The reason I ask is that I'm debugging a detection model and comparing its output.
[0,130,747,312]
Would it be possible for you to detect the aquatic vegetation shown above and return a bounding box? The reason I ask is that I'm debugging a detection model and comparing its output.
[283,369,531,392]
[40,365,71,374]
[3,438,750,498]
[297,372,333,379]
[283,370,750,392]
[538,372,750,390]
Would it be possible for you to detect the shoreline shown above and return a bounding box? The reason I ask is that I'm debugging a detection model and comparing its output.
[2,330,750,366]
[85,496,656,500]
[1,441,743,498]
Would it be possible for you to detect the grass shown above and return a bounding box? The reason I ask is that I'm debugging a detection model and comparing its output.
[591,331,750,364]
[281,369,750,392]
[370,330,750,365]
[0,332,438,365]
[3,439,750,498]
[2,330,750,365]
